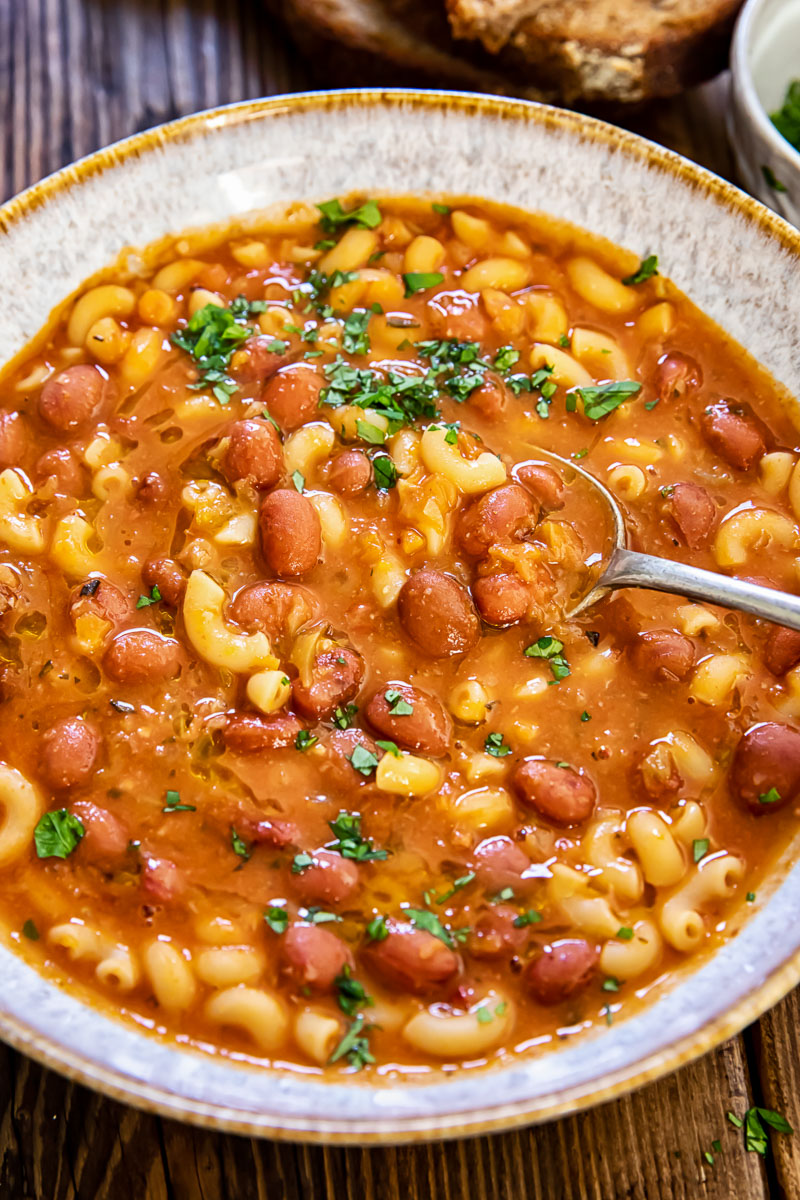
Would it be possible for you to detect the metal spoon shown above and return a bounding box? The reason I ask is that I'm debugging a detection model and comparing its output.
[528,447,800,632]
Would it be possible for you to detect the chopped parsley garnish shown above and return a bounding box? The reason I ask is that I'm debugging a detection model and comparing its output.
[431,202,451,215]
[693,838,710,863]
[384,688,413,716]
[317,197,382,232]
[264,906,289,935]
[171,301,255,405]
[524,634,571,683]
[742,1106,793,1157]
[644,399,659,411]
[355,419,385,445]
[405,907,454,947]
[292,852,314,874]
[747,892,756,902]
[291,469,305,493]
[347,744,380,777]
[375,739,400,756]
[616,926,634,940]
[574,380,642,421]
[513,910,542,928]
[163,789,195,813]
[231,828,251,864]
[493,345,520,372]
[602,976,620,992]
[136,585,161,609]
[303,907,341,924]
[372,454,397,490]
[294,730,318,752]
[329,1015,375,1069]
[622,254,659,286]
[327,811,387,861]
[580,710,591,722]
[403,271,444,296]
[484,732,511,758]
[342,309,371,355]
[758,787,781,805]
[491,887,515,904]
[366,915,388,941]
[34,810,85,859]
[429,873,476,905]
[22,919,40,940]
[332,704,358,730]
[770,80,800,153]
[229,295,267,319]
[558,333,571,348]
[335,966,373,1017]
[762,165,788,194]
[320,355,439,430]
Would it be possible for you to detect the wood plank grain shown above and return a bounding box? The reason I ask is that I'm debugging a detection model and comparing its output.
[750,990,800,1199]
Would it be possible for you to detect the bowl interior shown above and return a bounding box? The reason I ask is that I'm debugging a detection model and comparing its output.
[746,0,800,126]
[2,90,800,1141]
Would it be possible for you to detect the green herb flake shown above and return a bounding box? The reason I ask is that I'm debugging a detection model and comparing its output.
[136,584,161,609]
[291,469,305,493]
[524,634,571,683]
[295,730,319,752]
[366,914,388,941]
[758,786,782,805]
[355,419,386,445]
[329,1015,375,1070]
[347,745,380,778]
[693,838,710,863]
[484,731,511,758]
[622,255,659,286]
[318,197,382,233]
[727,1112,744,1129]
[602,976,620,992]
[373,454,398,490]
[476,1006,494,1025]
[327,811,388,861]
[405,907,454,947]
[558,333,571,348]
[432,873,476,904]
[292,852,314,874]
[332,703,358,730]
[492,887,515,903]
[264,906,289,935]
[747,892,756,902]
[703,1150,715,1167]
[431,202,451,215]
[343,309,371,356]
[34,810,85,859]
[580,710,591,722]
[375,739,400,757]
[171,301,255,405]
[575,380,642,421]
[335,966,373,1017]
[22,919,40,941]
[770,80,800,153]
[231,828,251,863]
[743,1106,793,1157]
[762,164,789,193]
[616,927,634,941]
[403,272,445,297]
[384,688,414,716]
[163,789,196,813]
[513,909,542,928]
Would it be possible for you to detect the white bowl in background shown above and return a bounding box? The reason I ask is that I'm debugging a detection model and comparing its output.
[729,0,800,225]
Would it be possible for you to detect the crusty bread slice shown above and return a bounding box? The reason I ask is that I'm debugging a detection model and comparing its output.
[273,0,551,100]
[445,0,742,103]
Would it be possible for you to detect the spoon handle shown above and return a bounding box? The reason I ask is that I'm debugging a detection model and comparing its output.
[599,547,800,632]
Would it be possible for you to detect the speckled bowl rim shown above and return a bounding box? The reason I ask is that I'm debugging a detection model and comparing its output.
[2,88,800,1144]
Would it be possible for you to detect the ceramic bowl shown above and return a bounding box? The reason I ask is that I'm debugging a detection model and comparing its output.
[2,90,800,1144]
[729,0,800,225]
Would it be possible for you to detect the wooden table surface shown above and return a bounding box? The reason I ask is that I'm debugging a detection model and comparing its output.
[2,2,800,1197]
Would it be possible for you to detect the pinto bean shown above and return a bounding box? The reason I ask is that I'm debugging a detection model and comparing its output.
[525,938,599,1005]
[69,577,132,629]
[34,447,85,496]
[456,484,538,558]
[136,470,170,506]
[655,352,703,401]
[364,682,452,757]
[514,462,566,511]
[71,799,129,866]
[318,728,383,790]
[468,376,507,421]
[467,905,528,960]
[428,289,487,342]
[230,580,320,646]
[141,854,186,902]
[764,627,800,676]
[221,418,283,490]
[262,363,323,430]
[0,411,27,467]
[103,629,182,685]
[472,573,531,626]
[665,481,716,549]
[629,630,695,682]
[731,721,800,814]
[699,400,767,470]
[231,336,291,384]
[363,919,459,993]
[142,558,186,607]
[283,924,354,991]
[325,449,372,495]
[224,712,303,753]
[292,647,364,720]
[292,850,359,906]
[39,364,112,431]
[397,569,480,657]
[40,717,101,789]
[472,835,535,893]
[513,758,597,825]
[260,489,321,577]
